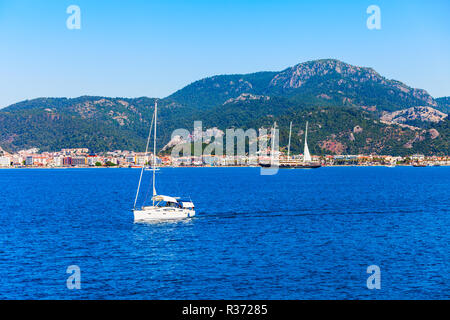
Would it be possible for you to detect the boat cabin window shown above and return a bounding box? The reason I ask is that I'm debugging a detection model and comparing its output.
[157,201,181,208]
[180,201,195,209]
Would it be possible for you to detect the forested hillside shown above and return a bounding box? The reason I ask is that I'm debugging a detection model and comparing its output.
[1,59,448,155]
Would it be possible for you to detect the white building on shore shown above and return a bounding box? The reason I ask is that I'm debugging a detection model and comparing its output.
[0,156,11,167]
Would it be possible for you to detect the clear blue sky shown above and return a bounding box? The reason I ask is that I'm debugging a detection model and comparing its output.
[0,0,449,107]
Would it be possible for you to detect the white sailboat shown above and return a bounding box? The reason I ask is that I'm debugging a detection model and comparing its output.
[133,101,195,222]
[303,121,312,162]
[297,121,321,168]
[260,121,321,169]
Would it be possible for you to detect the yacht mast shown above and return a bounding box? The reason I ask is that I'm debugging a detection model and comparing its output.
[133,104,155,209]
[152,101,158,203]
[270,122,277,164]
[287,121,292,159]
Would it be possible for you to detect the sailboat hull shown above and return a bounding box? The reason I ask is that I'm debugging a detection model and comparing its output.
[259,163,321,169]
[293,163,321,169]
[133,207,195,222]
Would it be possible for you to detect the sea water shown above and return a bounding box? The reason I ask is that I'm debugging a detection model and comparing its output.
[0,167,448,299]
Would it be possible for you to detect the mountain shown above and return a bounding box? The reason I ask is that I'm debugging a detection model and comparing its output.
[168,59,438,112]
[380,106,448,128]
[167,72,277,109]
[0,96,194,152]
[0,146,10,156]
[193,98,448,156]
[436,97,450,114]
[0,59,448,155]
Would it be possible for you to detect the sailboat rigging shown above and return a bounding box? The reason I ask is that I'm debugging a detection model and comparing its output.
[133,101,196,222]
[259,121,321,169]
[287,121,292,159]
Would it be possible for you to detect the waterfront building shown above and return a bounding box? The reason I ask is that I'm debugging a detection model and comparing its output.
[125,155,135,164]
[0,156,11,167]
[29,155,48,166]
[71,157,87,166]
[61,148,89,155]
[106,157,118,165]
[25,156,33,166]
[160,156,172,166]
[135,154,151,166]
[52,156,63,167]
[411,154,425,161]
[87,155,101,166]
[63,157,72,166]
[11,155,24,166]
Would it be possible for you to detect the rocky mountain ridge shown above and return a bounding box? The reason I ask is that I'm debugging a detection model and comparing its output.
[0,59,448,155]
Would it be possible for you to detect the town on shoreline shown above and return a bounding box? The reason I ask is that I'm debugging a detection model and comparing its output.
[0,147,448,168]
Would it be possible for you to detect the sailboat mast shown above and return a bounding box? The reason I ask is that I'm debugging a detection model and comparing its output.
[270,122,277,164]
[287,121,292,159]
[305,121,308,146]
[133,104,155,209]
[152,101,157,202]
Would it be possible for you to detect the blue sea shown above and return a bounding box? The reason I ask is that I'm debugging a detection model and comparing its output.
[0,167,449,299]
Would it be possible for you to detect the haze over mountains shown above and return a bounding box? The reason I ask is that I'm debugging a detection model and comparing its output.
[0,59,448,155]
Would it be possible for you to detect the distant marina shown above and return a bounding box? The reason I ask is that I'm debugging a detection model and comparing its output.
[260,121,322,169]
[0,147,448,169]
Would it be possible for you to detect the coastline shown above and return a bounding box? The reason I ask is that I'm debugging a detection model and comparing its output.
[1,164,449,169]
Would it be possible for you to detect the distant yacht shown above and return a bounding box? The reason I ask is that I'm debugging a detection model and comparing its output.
[412,163,427,167]
[144,165,160,171]
[132,101,195,222]
[260,121,321,169]
[292,121,321,169]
